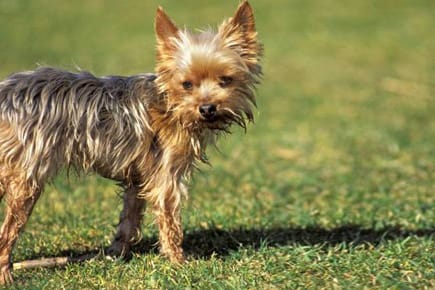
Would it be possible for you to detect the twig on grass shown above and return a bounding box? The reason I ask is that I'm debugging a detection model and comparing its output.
[13,253,99,270]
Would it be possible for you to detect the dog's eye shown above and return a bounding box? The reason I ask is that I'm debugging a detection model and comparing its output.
[219,76,233,87]
[182,81,193,90]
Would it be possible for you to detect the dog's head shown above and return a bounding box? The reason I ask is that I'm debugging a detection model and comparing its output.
[154,1,262,132]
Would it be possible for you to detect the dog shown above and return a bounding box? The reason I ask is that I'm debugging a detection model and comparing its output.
[0,1,262,284]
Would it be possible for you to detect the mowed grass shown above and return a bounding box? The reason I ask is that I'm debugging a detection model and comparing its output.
[0,0,434,289]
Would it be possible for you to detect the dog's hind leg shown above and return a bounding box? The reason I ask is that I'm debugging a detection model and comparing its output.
[0,174,41,285]
[108,184,146,259]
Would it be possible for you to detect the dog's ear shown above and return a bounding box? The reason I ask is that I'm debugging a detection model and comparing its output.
[218,1,262,74]
[232,0,256,35]
[155,7,179,50]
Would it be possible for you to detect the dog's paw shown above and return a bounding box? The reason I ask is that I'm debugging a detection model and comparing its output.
[0,264,13,285]
[106,242,132,261]
[161,247,185,264]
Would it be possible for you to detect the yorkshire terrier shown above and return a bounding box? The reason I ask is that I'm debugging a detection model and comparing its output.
[0,1,262,284]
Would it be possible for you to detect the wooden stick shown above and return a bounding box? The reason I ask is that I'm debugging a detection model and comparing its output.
[13,257,70,270]
[13,253,98,270]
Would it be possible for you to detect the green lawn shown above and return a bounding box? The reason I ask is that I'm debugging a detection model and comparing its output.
[0,0,434,289]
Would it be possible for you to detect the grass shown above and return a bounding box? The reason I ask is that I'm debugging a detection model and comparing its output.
[0,0,434,288]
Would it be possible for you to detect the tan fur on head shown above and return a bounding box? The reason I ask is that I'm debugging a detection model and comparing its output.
[0,1,261,284]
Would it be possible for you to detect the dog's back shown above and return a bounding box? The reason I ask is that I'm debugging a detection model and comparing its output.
[0,67,156,183]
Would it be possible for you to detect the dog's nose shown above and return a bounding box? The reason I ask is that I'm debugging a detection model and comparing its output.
[199,104,217,120]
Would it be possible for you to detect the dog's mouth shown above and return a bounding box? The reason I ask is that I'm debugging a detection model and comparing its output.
[199,111,247,131]
[196,113,224,129]
[201,114,221,124]
[201,115,225,127]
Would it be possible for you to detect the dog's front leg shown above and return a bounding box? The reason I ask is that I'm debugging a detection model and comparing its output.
[152,181,185,263]
[108,184,145,259]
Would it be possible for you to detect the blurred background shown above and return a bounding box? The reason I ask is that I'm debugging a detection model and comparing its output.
[0,0,433,288]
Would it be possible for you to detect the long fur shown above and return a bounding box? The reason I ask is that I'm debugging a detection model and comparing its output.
[0,67,156,185]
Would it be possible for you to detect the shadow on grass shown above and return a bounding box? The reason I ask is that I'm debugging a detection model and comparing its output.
[17,225,434,267]
[170,225,435,258]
